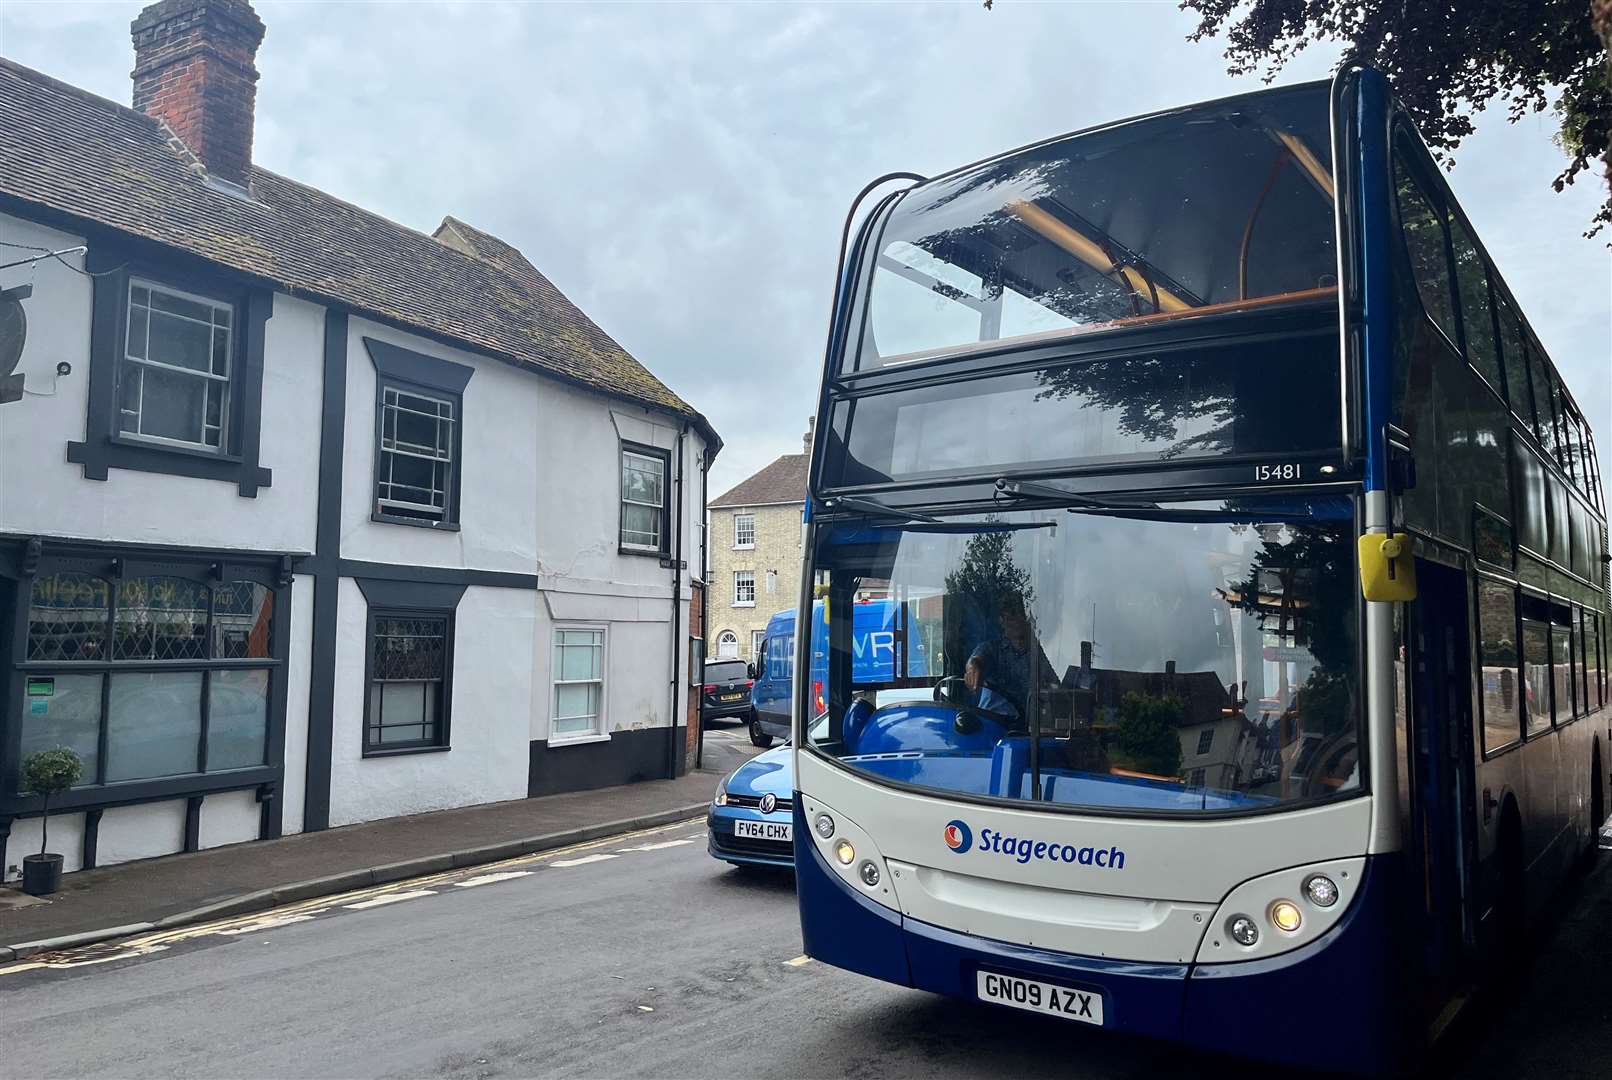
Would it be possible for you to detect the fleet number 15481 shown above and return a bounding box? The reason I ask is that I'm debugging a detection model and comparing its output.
[1254,463,1302,481]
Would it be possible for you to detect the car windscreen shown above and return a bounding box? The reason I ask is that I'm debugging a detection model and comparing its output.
[849,83,1335,371]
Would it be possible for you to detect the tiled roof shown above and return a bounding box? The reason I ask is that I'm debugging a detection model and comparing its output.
[710,453,807,508]
[0,58,717,446]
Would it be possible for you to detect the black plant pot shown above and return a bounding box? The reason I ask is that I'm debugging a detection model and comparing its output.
[21,852,63,896]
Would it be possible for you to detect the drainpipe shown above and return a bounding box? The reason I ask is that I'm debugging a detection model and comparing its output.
[667,421,688,780]
[695,446,711,771]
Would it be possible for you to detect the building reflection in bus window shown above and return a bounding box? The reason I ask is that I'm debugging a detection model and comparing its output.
[1475,578,1522,753]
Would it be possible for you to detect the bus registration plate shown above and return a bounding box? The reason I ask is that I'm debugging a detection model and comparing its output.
[976,970,1103,1026]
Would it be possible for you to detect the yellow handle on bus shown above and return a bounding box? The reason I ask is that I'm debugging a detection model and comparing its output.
[1358,532,1416,602]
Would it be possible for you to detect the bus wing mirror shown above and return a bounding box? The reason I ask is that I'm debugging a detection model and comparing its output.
[1358,532,1416,602]
[747,662,756,680]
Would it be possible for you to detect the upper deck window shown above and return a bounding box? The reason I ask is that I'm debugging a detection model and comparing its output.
[852,85,1336,371]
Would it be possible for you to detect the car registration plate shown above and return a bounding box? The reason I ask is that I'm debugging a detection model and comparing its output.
[976,970,1103,1025]
[721,692,743,702]
[734,820,791,842]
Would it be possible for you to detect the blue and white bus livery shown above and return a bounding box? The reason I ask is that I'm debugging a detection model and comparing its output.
[792,67,1607,1075]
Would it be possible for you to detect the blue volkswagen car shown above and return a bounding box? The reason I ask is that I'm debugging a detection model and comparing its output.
[707,742,795,867]
[707,690,934,869]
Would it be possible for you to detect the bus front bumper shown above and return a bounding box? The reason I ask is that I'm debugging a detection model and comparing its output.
[794,804,1408,1075]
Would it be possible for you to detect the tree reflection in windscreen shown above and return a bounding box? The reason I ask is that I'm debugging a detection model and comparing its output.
[820,498,1360,813]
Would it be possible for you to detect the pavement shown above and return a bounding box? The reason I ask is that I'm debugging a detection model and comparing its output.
[0,721,761,955]
[2,820,1608,1079]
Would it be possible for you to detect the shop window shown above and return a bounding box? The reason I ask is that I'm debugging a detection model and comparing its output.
[18,568,278,788]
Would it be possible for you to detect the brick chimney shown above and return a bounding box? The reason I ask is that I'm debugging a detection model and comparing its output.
[803,416,816,457]
[131,0,266,190]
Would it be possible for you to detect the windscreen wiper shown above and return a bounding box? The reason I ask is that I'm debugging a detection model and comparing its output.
[821,495,942,524]
[993,477,1160,511]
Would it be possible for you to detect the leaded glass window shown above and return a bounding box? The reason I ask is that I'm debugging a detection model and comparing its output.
[366,614,451,751]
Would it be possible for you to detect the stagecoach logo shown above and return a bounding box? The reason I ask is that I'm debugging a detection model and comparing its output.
[759,793,777,814]
[943,820,973,853]
[944,818,1126,870]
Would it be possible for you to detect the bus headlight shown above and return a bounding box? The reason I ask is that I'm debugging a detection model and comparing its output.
[858,861,881,887]
[1304,874,1339,907]
[814,813,836,839]
[1228,915,1259,947]
[1270,900,1303,933]
[834,839,856,865]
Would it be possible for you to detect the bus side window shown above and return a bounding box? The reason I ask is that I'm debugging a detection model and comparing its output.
[1476,577,1523,754]
[1447,213,1502,393]
[1526,344,1556,452]
[1494,295,1533,430]
[1392,151,1459,347]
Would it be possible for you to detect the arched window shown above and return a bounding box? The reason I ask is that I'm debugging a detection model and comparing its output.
[716,631,739,659]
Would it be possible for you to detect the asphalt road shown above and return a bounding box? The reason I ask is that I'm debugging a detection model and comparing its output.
[2,811,1608,1079]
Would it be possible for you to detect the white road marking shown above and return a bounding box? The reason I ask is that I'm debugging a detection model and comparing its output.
[785,955,813,967]
[616,839,695,852]
[453,871,534,888]
[550,853,618,868]
[344,890,436,910]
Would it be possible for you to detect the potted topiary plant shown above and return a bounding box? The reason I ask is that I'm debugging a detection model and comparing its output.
[21,747,83,896]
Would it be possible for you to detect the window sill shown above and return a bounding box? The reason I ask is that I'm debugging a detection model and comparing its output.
[732,601,756,608]
[68,434,272,497]
[548,732,611,747]
[112,433,244,464]
[372,511,462,532]
[733,544,755,551]
[362,744,452,759]
[619,545,670,559]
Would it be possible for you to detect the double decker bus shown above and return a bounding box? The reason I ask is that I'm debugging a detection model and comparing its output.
[791,66,1608,1073]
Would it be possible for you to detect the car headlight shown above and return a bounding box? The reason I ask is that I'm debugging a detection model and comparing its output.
[713,779,728,807]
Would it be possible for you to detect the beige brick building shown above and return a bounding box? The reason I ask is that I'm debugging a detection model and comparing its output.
[706,422,812,661]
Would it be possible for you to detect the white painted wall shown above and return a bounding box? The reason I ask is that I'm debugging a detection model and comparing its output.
[340,317,541,573]
[95,800,186,866]
[0,211,320,554]
[326,579,534,827]
[4,811,85,881]
[198,789,260,850]
[279,571,316,835]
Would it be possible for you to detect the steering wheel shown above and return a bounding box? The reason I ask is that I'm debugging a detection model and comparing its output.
[932,675,1015,734]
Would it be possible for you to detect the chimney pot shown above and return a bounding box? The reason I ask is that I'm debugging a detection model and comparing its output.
[1165,660,1176,675]
[131,0,266,189]
[803,416,816,457]
[1080,640,1093,672]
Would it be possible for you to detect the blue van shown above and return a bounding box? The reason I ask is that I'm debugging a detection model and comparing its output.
[748,598,928,748]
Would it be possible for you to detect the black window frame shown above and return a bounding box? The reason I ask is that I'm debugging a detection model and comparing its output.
[365,338,473,531]
[618,441,671,557]
[67,243,274,497]
[4,546,289,813]
[356,579,465,758]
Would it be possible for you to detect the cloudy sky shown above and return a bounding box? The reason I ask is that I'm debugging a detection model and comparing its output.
[3,1,1606,495]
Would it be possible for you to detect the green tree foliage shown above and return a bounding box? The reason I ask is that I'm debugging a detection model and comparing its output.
[22,747,82,857]
[1113,692,1186,777]
[1179,0,1612,234]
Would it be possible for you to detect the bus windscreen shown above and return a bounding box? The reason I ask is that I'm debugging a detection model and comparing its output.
[852,84,1336,370]
[807,495,1361,815]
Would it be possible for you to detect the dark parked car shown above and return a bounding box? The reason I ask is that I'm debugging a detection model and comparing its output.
[700,658,754,727]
